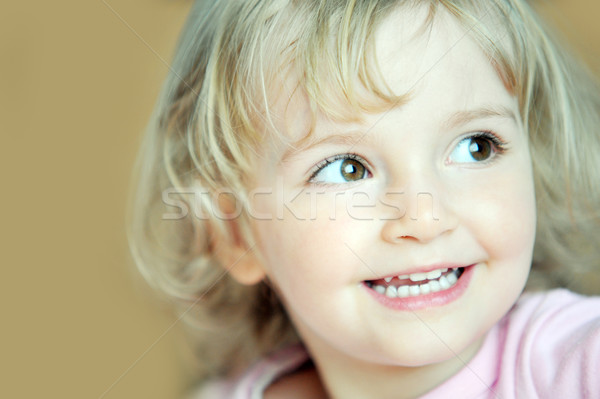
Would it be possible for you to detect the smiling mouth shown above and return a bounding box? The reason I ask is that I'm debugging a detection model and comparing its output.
[365,267,465,298]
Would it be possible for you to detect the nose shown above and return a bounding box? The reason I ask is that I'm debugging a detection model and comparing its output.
[380,179,458,244]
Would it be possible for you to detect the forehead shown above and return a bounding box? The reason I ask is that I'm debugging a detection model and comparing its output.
[375,6,494,97]
[267,3,517,153]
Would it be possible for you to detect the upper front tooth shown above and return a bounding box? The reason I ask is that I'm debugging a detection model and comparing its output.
[384,277,393,283]
[425,269,442,280]
[409,273,427,282]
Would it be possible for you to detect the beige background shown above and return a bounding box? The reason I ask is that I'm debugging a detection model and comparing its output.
[1,1,598,398]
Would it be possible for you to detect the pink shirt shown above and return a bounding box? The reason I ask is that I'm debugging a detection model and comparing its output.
[192,289,600,398]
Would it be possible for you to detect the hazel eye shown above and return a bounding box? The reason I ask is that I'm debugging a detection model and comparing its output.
[310,155,370,184]
[448,132,506,164]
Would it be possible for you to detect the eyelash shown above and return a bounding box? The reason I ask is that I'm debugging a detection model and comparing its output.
[308,153,370,183]
[475,130,506,148]
[454,130,509,162]
[306,131,508,183]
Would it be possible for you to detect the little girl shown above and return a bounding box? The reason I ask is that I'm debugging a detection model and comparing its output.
[128,0,600,397]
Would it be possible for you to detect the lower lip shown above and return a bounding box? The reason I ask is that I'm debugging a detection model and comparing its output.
[363,265,475,311]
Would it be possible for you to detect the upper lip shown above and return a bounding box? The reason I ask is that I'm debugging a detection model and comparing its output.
[365,263,476,281]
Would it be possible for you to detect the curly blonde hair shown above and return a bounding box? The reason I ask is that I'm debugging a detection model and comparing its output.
[127,0,600,381]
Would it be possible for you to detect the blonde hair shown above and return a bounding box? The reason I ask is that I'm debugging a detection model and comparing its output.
[127,0,600,381]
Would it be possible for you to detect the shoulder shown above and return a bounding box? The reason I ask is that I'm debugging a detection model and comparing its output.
[188,344,311,399]
[263,365,327,399]
[506,288,600,350]
[500,289,600,398]
[507,288,600,338]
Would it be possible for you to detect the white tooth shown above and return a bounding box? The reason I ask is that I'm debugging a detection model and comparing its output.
[441,268,448,273]
[446,271,458,285]
[429,280,441,292]
[425,269,442,280]
[409,273,427,282]
[409,285,421,296]
[384,277,393,283]
[398,275,409,280]
[385,285,398,298]
[397,285,410,298]
[374,285,386,294]
[419,282,431,294]
[439,276,450,290]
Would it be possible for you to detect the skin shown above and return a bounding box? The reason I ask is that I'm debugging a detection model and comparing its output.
[227,5,537,399]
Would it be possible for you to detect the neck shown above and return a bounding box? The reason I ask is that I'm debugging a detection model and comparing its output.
[304,335,484,399]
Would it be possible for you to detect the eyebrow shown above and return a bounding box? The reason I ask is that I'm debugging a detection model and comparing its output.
[442,105,518,131]
[280,105,519,162]
[281,133,364,163]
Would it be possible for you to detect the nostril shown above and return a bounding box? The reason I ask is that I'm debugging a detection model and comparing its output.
[397,235,418,241]
[385,234,417,244]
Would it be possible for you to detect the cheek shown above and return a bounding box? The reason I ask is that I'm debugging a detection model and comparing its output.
[465,167,537,263]
[253,217,352,289]
[251,188,363,273]
[253,219,350,328]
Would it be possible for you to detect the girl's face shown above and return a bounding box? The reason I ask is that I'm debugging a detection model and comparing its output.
[244,6,535,378]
